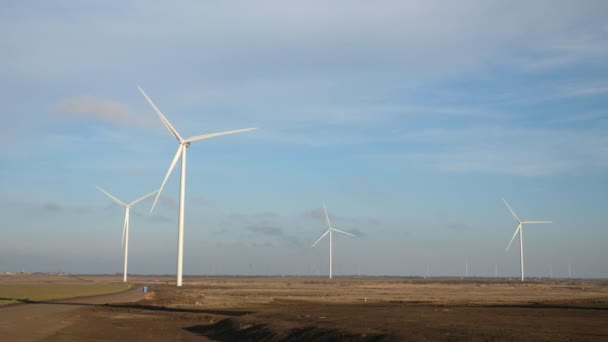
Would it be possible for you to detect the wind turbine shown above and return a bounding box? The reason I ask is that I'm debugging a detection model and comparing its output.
[311,202,356,279]
[139,87,256,287]
[96,186,157,282]
[503,198,552,282]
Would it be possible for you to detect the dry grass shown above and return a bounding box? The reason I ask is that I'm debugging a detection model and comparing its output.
[143,276,608,310]
[0,283,130,306]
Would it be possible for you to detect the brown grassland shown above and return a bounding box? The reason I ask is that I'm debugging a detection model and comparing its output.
[1,274,608,341]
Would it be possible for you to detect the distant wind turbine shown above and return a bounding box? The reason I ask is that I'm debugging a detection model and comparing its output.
[139,87,256,287]
[96,186,157,282]
[503,198,552,282]
[311,202,356,279]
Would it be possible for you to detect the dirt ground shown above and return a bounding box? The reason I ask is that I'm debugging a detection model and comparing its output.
[1,274,608,341]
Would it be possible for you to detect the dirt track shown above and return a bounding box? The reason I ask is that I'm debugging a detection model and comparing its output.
[0,287,144,341]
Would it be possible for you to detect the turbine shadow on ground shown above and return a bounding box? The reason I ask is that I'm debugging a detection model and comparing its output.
[0,297,33,303]
[0,298,253,316]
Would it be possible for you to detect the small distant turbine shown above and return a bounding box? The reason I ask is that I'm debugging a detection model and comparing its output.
[96,186,157,282]
[503,198,552,282]
[311,202,356,279]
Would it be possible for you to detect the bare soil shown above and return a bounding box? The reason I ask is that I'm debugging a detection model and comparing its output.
[1,274,607,341]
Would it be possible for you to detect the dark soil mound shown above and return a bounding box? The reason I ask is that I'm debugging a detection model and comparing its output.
[186,317,391,341]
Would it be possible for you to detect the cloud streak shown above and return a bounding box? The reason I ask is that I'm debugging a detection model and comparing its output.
[245,224,302,247]
[55,96,154,128]
[374,123,608,176]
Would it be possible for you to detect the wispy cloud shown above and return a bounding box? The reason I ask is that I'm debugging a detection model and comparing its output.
[562,85,608,98]
[1,199,91,215]
[302,207,330,222]
[245,224,302,247]
[348,227,367,238]
[375,124,608,176]
[446,223,470,231]
[215,211,303,247]
[42,202,63,212]
[158,195,177,210]
[191,196,215,206]
[55,96,154,128]
[386,151,576,177]
[127,208,171,222]
[246,225,284,236]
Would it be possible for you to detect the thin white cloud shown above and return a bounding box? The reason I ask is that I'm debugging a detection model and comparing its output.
[372,124,608,176]
[3,1,607,81]
[563,86,608,98]
[389,151,576,177]
[55,96,154,128]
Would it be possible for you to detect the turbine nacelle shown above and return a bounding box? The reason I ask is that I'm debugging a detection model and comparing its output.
[311,203,356,247]
[138,87,256,215]
[96,186,158,246]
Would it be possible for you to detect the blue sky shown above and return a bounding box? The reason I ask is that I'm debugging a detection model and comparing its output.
[1,1,607,278]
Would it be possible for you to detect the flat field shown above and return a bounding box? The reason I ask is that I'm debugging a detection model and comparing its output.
[1,274,607,341]
[0,281,129,306]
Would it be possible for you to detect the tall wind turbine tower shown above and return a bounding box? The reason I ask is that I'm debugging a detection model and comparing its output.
[503,198,552,282]
[139,87,256,287]
[311,202,356,279]
[96,186,157,282]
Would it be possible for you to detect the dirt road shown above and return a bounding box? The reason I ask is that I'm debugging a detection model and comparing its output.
[0,287,144,341]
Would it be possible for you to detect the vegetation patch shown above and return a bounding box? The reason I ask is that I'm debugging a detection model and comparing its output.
[0,283,130,306]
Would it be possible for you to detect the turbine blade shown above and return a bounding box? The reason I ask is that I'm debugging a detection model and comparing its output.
[502,198,521,223]
[311,230,329,248]
[522,221,552,224]
[322,202,332,229]
[122,210,128,247]
[506,224,521,251]
[332,228,355,237]
[185,128,256,143]
[96,186,127,207]
[129,190,158,207]
[149,145,183,214]
[138,86,183,142]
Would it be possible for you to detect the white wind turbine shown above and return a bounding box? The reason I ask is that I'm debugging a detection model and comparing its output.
[139,87,256,287]
[503,198,552,282]
[311,203,356,279]
[96,186,157,283]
